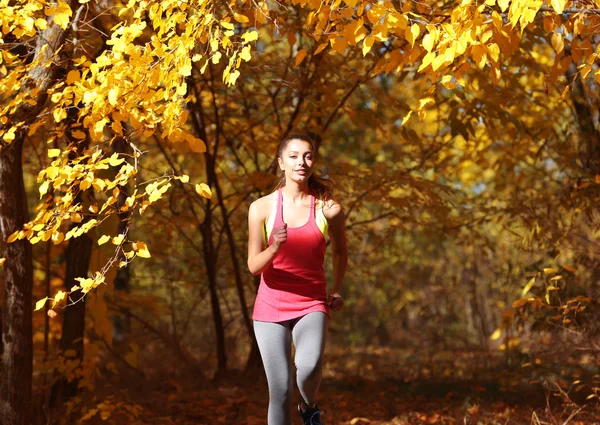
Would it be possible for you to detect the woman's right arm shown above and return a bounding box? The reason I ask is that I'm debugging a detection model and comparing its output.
[247,200,286,275]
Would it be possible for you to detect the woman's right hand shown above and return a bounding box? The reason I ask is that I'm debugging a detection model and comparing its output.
[271,223,287,251]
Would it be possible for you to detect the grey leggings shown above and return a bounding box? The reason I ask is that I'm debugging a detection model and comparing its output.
[254,312,329,425]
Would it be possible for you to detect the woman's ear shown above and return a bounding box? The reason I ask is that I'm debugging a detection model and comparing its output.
[278,157,284,171]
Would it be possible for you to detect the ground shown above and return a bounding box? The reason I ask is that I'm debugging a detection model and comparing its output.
[118,346,600,425]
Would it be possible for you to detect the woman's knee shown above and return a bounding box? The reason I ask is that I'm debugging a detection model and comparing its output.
[268,382,293,404]
[295,356,323,379]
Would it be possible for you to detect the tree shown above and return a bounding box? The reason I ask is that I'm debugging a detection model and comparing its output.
[2,0,600,421]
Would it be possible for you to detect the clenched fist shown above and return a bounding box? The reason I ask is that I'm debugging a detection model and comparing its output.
[271,223,287,251]
[328,293,344,312]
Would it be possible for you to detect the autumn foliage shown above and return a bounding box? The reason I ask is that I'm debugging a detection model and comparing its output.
[1,0,600,423]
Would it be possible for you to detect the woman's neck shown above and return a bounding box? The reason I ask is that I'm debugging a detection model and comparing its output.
[282,180,310,203]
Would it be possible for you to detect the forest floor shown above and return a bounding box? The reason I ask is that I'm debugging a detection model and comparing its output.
[103,345,600,425]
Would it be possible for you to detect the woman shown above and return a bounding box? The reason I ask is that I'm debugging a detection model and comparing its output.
[247,133,348,425]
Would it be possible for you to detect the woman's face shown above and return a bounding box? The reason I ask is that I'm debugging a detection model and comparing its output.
[278,139,315,183]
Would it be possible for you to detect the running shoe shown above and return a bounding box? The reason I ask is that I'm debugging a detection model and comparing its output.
[298,402,324,425]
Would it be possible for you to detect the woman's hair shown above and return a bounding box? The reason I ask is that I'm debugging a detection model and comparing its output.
[274,132,334,202]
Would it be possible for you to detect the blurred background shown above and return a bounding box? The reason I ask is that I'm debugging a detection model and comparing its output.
[1,0,600,423]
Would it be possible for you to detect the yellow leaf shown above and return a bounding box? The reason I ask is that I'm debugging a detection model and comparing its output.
[439,75,454,89]
[35,297,48,311]
[137,248,151,258]
[51,1,73,30]
[551,33,564,54]
[53,107,67,123]
[35,18,48,30]
[112,234,125,245]
[195,183,212,199]
[52,290,66,307]
[7,231,19,243]
[498,0,509,12]
[471,44,487,69]
[234,13,249,23]
[212,52,222,64]
[418,97,435,111]
[124,351,138,368]
[132,241,147,251]
[48,309,57,318]
[108,88,119,105]
[98,235,110,245]
[295,49,308,67]
[543,267,559,274]
[66,70,80,85]
[512,298,530,308]
[350,418,371,425]
[221,20,234,30]
[422,32,434,52]
[180,174,190,183]
[521,277,535,296]
[242,31,259,43]
[240,45,252,62]
[0,258,5,267]
[108,153,124,167]
[405,24,420,48]
[39,181,50,198]
[48,148,60,158]
[362,36,374,56]
[148,189,163,203]
[401,110,412,125]
[210,38,219,53]
[72,130,86,139]
[187,134,207,152]
[313,43,328,56]
[418,51,435,72]
[551,0,567,13]
[490,328,502,340]
[2,127,16,143]
[52,232,64,245]
[227,69,240,85]
[487,43,500,62]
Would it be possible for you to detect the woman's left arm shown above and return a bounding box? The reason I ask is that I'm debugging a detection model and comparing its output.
[325,201,348,311]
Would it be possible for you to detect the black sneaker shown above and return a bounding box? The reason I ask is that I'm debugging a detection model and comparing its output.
[298,402,324,425]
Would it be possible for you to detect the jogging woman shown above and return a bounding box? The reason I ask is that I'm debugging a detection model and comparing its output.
[247,133,348,425]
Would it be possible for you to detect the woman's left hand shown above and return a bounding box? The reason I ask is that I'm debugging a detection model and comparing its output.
[327,293,344,312]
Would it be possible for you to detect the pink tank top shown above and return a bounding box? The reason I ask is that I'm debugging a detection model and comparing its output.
[252,188,330,322]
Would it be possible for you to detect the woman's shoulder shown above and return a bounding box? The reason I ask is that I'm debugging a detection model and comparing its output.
[249,191,278,218]
[318,197,343,220]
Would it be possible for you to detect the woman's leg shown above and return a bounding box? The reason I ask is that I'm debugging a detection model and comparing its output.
[291,312,329,407]
[254,320,294,425]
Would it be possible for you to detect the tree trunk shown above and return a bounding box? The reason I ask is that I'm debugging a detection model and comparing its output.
[202,198,227,373]
[51,92,93,406]
[112,138,131,344]
[566,62,600,175]
[0,139,34,425]
[0,1,75,421]
[52,230,93,404]
[188,82,227,373]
